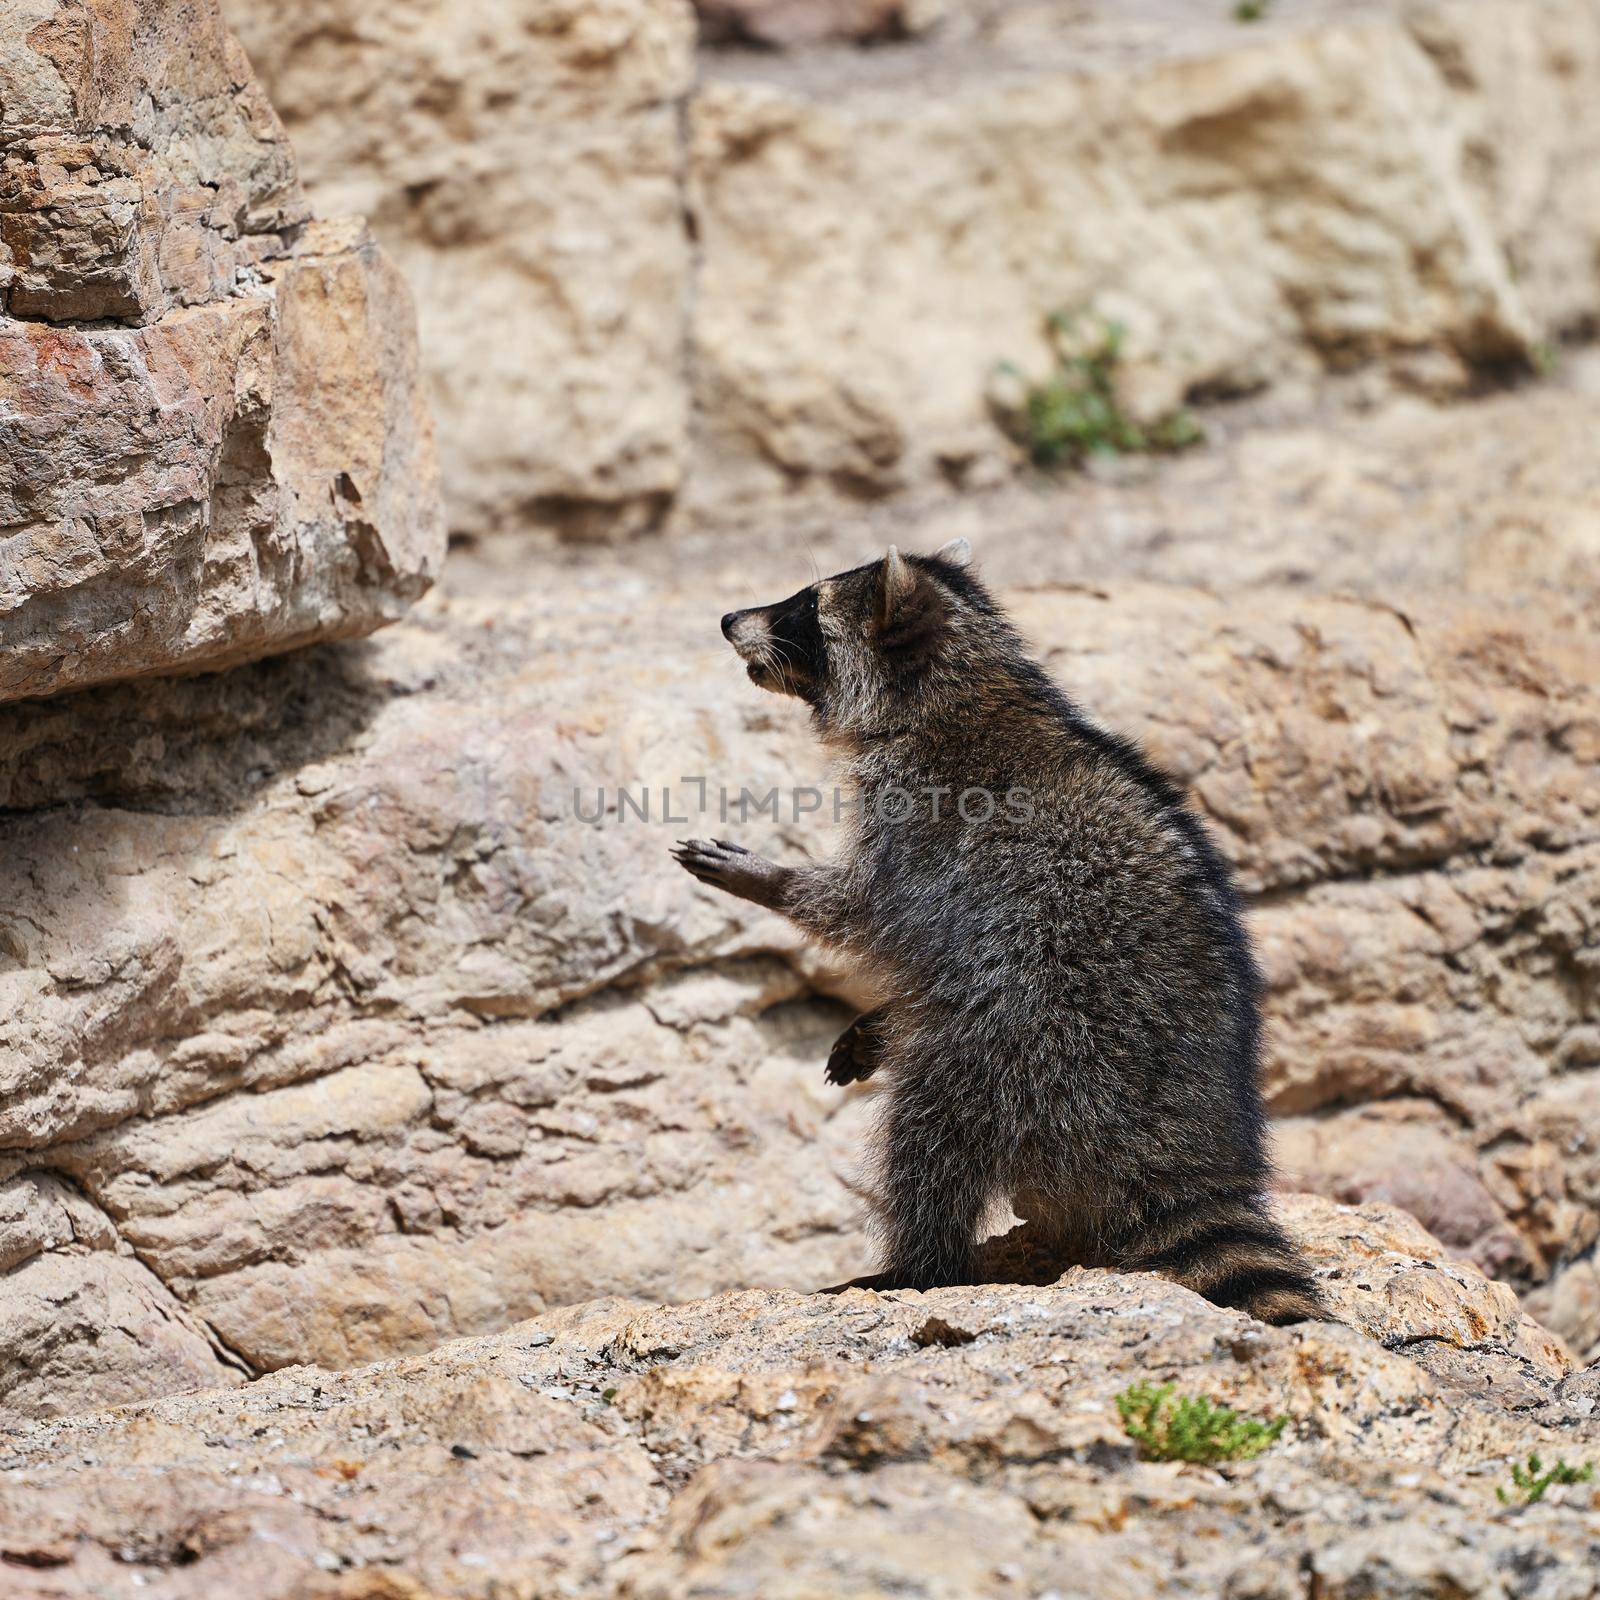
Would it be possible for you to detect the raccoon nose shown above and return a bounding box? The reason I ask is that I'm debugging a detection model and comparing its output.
[720,611,739,640]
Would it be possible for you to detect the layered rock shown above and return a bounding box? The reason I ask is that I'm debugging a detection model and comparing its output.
[2,375,1596,1423]
[0,578,873,1401]
[0,1175,244,1423]
[0,0,304,322]
[1,1198,1596,1600]
[0,0,443,703]
[686,0,1600,514]
[224,0,696,542]
[224,0,1600,536]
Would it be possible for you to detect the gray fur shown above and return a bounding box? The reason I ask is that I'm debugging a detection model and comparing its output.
[675,547,1324,1323]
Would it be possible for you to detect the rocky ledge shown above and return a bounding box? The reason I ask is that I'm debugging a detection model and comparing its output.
[225,0,1600,538]
[0,1195,1596,1599]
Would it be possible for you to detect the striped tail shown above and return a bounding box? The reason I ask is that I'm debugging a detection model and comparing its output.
[1129,1195,1327,1326]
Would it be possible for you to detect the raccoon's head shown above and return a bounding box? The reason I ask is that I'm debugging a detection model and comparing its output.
[719,538,994,741]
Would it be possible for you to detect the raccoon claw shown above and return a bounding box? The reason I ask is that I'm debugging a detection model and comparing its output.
[817,1269,903,1294]
[672,837,740,886]
[826,1013,883,1086]
[671,838,793,911]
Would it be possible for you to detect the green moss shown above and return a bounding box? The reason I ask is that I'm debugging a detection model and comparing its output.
[1115,1382,1288,1464]
[1497,1454,1594,1506]
[993,311,1203,471]
[1234,1,1272,20]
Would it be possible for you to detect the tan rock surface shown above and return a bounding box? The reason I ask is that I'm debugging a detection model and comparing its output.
[687,0,1600,514]
[774,354,1600,603]
[224,0,696,542]
[0,1,444,703]
[0,0,305,323]
[0,1172,245,1423]
[225,0,1600,535]
[1,377,1596,1420]
[0,580,874,1406]
[1,1197,1596,1600]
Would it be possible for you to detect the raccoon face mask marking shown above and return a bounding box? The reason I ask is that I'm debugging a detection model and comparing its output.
[718,539,975,715]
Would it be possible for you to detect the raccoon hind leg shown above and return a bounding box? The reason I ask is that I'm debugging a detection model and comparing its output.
[873,1077,1003,1290]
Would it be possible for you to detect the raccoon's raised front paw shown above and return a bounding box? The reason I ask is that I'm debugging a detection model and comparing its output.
[671,838,793,911]
[826,1013,883,1086]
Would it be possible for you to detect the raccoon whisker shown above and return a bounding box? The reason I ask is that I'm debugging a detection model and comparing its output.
[753,638,797,681]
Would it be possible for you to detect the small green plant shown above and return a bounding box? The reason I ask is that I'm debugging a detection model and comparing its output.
[1115,1382,1288,1464]
[1234,0,1272,20]
[992,311,1202,471]
[1496,1454,1594,1506]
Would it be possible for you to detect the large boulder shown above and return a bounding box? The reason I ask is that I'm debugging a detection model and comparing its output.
[0,0,443,703]
[0,1197,1594,1599]
[0,0,303,323]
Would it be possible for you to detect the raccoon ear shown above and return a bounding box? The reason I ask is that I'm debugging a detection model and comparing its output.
[933,537,972,568]
[877,544,948,663]
[879,545,916,626]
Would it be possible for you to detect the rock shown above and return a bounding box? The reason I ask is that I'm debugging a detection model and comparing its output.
[0,1198,1596,1600]
[686,0,1600,514]
[0,1,444,703]
[226,0,1600,535]
[1,1251,245,1426]
[1,373,1597,1415]
[0,1173,244,1420]
[838,367,1600,604]
[0,581,876,1405]
[0,0,305,323]
[223,0,696,543]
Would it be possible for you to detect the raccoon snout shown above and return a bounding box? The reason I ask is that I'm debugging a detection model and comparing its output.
[721,610,768,654]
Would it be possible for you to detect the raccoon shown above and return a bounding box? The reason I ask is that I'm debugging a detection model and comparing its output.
[673,540,1323,1325]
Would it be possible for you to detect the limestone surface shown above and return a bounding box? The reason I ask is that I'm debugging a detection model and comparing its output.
[1,377,1596,1424]
[0,0,304,323]
[224,0,1600,536]
[224,0,696,542]
[0,0,444,703]
[687,0,1600,516]
[0,1197,1596,1600]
